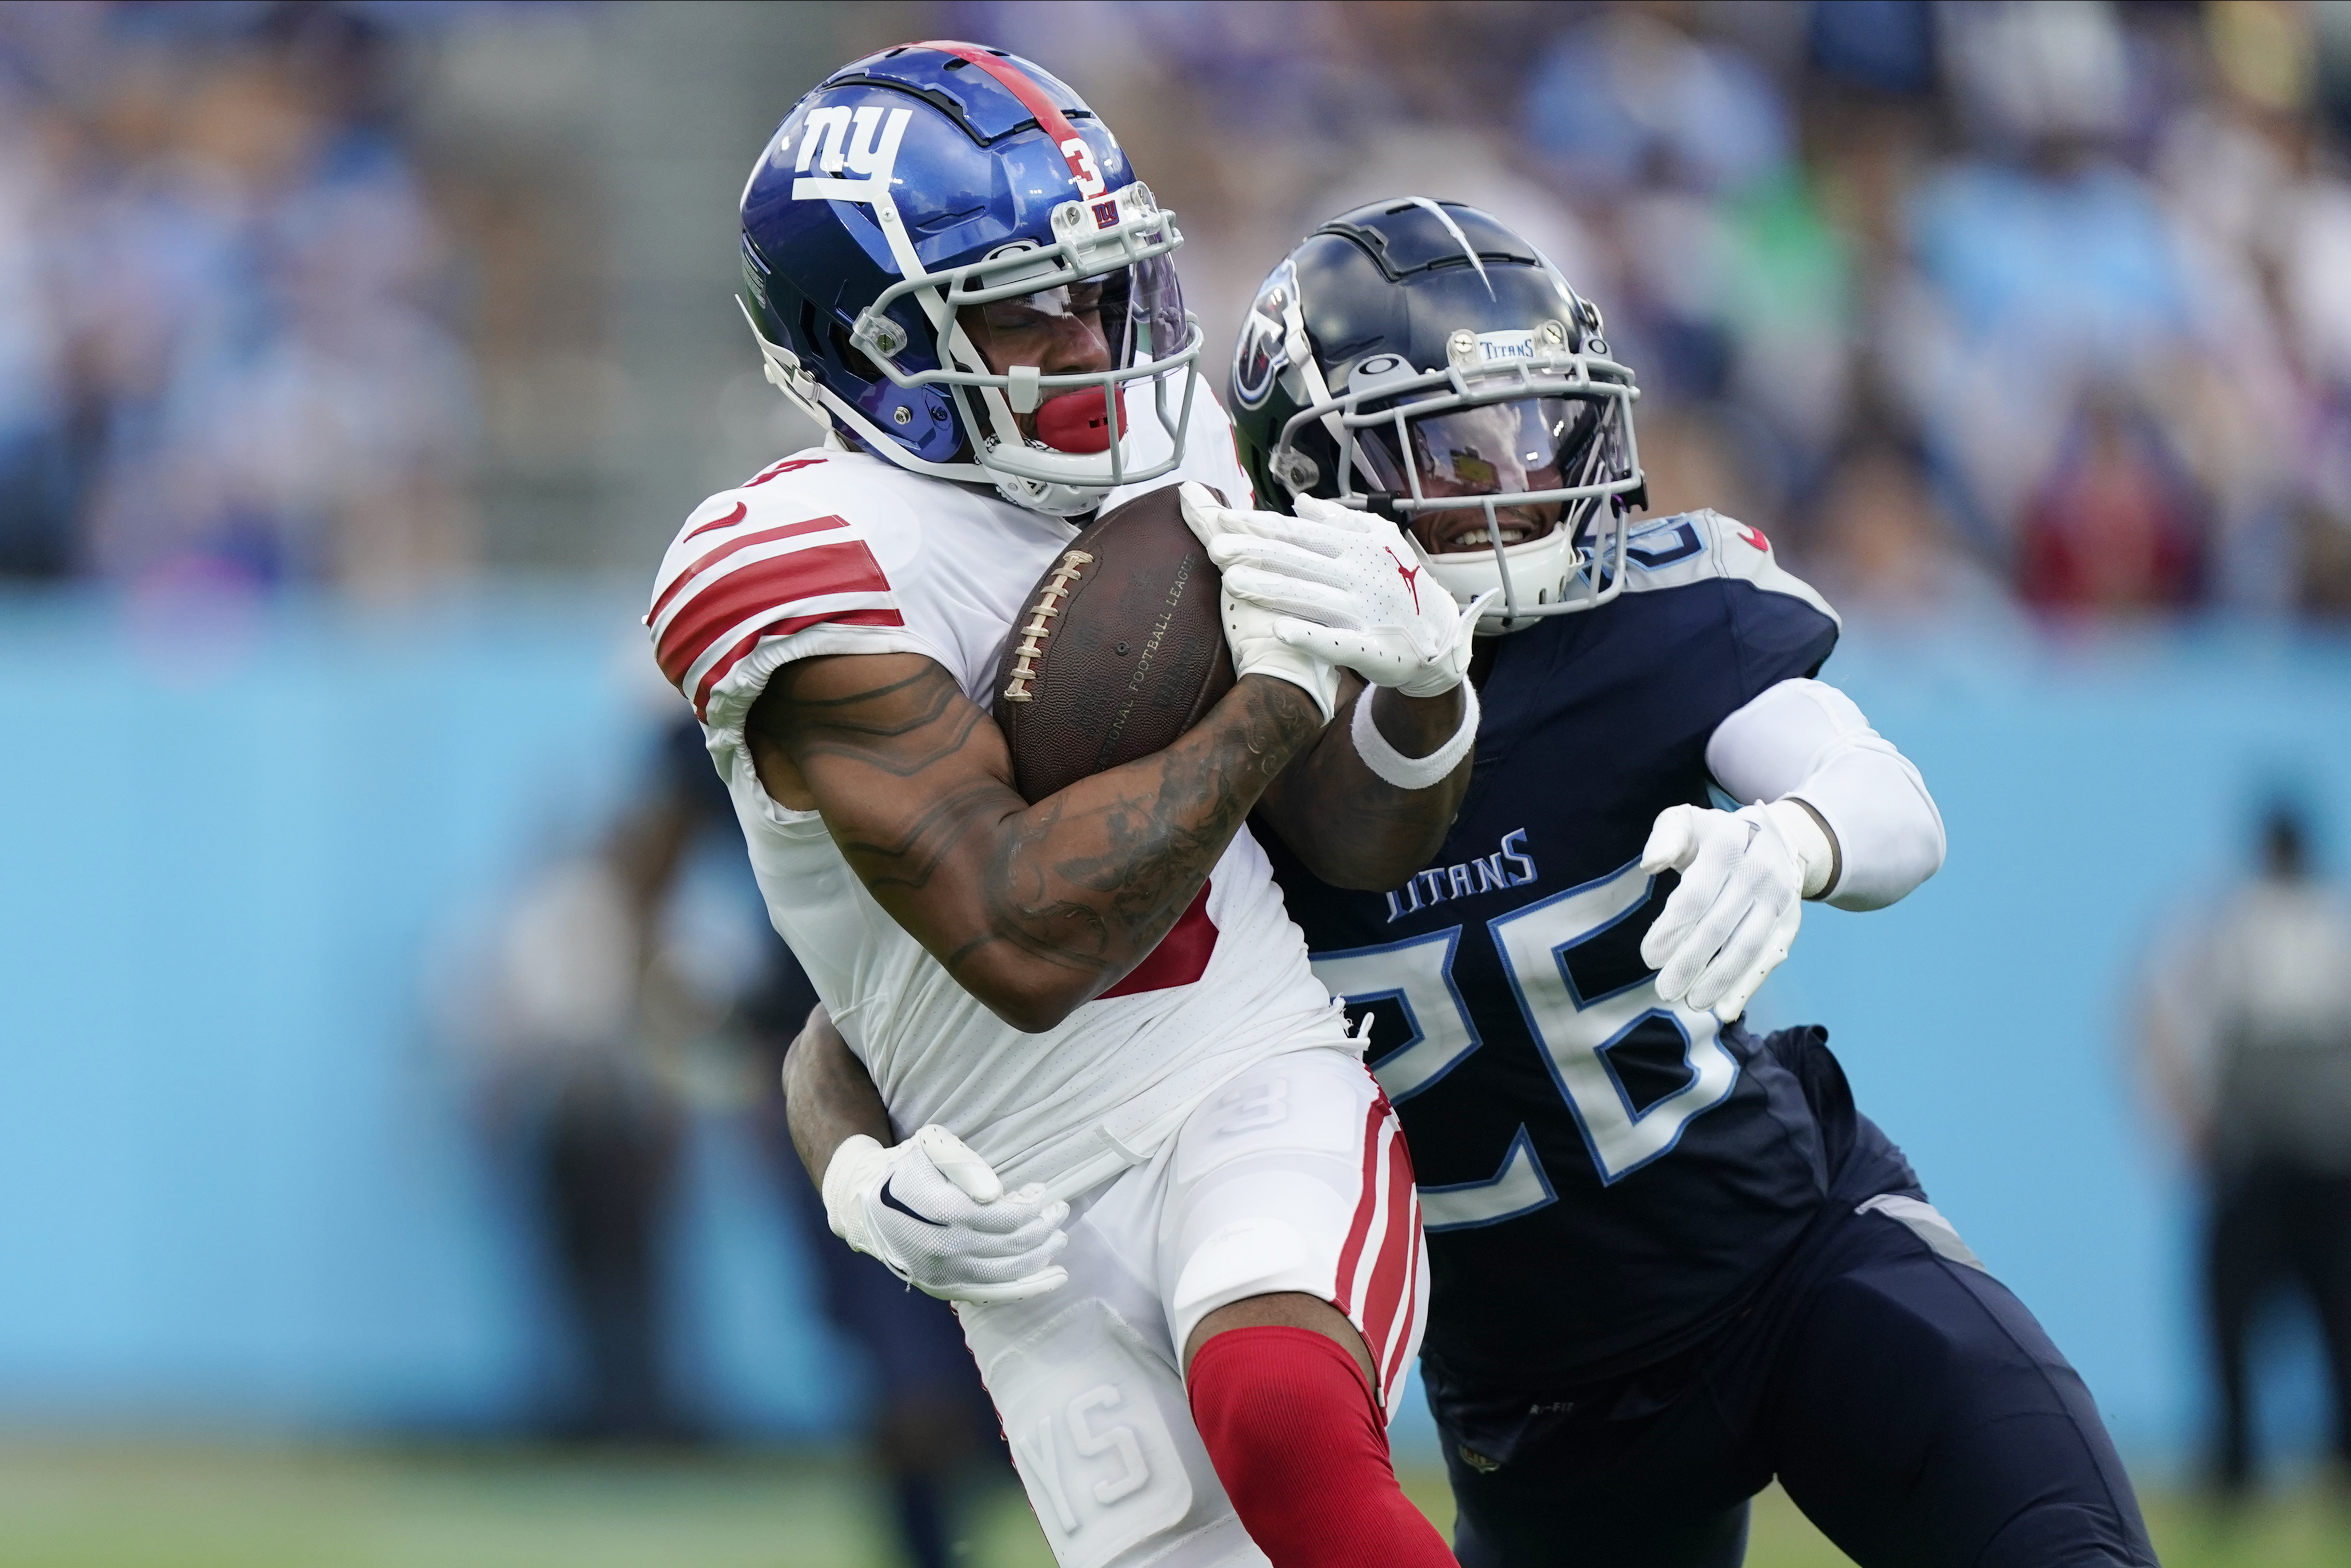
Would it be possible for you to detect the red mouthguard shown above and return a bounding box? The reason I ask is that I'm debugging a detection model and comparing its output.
[1034,389,1126,453]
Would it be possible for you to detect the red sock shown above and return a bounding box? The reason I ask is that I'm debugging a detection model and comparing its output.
[1187,1324,1456,1567]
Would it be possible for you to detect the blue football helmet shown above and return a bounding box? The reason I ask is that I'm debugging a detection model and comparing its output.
[737,41,1202,516]
[1230,199,1644,630]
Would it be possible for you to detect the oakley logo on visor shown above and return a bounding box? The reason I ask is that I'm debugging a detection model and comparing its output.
[792,105,914,203]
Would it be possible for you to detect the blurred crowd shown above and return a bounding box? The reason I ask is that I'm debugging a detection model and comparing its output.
[0,3,472,593]
[9,0,2351,621]
[965,0,2351,622]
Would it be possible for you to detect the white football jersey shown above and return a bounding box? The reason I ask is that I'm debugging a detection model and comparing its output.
[648,376,1350,1196]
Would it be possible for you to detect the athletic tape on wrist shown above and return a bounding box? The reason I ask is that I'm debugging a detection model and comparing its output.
[1350,680,1480,792]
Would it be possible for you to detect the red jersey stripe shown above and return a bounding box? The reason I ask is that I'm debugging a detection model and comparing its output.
[656,537,893,687]
[745,456,826,487]
[1099,884,1217,998]
[681,500,748,544]
[1331,1099,1388,1316]
[692,605,904,719]
[668,579,899,696]
[1225,425,1257,507]
[650,515,850,629]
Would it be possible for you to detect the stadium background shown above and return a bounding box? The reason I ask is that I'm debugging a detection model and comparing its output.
[3,2,2350,1563]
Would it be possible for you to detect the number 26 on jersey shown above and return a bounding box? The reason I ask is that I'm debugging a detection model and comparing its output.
[1311,857,1740,1229]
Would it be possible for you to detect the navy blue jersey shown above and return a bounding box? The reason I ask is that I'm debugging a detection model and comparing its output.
[1262,511,1847,1387]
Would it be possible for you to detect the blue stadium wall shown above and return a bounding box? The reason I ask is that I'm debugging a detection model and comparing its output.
[2,586,2347,1468]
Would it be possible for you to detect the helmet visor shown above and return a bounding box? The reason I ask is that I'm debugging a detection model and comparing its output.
[1358,396,1606,510]
[957,255,1184,379]
[1103,252,1186,372]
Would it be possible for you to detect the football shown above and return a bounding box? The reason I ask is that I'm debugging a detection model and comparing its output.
[993,484,1236,802]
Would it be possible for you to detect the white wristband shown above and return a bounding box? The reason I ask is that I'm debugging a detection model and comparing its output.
[1350,680,1480,791]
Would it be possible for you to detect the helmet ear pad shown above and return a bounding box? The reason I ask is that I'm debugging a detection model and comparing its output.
[741,252,960,464]
[813,307,961,464]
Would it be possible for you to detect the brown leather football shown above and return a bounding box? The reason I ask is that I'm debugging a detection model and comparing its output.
[993,485,1236,803]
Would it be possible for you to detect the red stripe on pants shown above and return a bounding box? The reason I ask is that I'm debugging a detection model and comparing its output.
[1331,1099,1388,1315]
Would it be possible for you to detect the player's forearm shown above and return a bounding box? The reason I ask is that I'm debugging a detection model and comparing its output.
[768,656,1325,1032]
[1258,677,1470,890]
[781,1004,892,1183]
[931,672,1325,1027]
[1706,678,1945,910]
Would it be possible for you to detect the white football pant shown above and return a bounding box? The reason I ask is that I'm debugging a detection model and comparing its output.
[957,1045,1429,1568]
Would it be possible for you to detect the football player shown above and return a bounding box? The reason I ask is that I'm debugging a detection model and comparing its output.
[1212,200,2156,1567]
[790,199,2160,1566]
[650,47,1488,1568]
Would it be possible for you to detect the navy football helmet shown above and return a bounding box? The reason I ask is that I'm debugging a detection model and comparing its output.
[738,41,1201,516]
[1230,199,1644,629]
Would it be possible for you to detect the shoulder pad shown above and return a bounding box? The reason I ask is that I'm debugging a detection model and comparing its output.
[645,450,916,723]
[1619,510,1840,629]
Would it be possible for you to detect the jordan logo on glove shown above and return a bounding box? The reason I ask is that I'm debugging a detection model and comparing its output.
[1385,548,1423,613]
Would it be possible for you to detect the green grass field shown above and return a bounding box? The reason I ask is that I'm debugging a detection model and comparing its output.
[0,1442,2337,1566]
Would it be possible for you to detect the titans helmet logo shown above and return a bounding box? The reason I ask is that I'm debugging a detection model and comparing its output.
[1232,259,1299,411]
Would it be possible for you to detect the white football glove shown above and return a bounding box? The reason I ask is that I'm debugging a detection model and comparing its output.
[821,1124,1071,1306]
[1182,485,1489,699]
[1638,800,1834,1022]
[1178,484,1340,719]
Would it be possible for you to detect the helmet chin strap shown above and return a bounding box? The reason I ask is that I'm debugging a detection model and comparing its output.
[1485,496,1526,624]
[1292,343,1352,458]
[1270,288,1350,495]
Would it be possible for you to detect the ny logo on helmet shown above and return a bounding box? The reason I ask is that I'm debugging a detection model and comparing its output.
[791,105,914,203]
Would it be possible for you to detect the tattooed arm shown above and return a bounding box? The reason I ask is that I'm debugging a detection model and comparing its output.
[1252,676,1472,891]
[747,654,1325,1033]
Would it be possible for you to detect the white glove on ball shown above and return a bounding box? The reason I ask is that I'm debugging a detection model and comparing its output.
[821,1124,1070,1306]
[1181,485,1489,700]
[1179,484,1341,719]
[1638,800,1834,1022]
